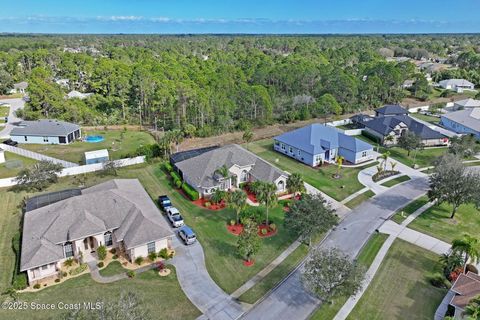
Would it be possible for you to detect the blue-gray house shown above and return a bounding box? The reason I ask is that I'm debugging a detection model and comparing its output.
[273,124,374,166]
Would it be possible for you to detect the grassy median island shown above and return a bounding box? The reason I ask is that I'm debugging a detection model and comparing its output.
[344,190,375,209]
[380,175,411,187]
[21,130,155,164]
[0,268,200,320]
[408,202,480,243]
[310,232,389,320]
[347,239,446,320]
[247,139,377,201]
[391,195,430,224]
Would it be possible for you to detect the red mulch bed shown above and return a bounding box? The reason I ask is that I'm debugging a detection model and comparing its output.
[227,224,244,236]
[244,189,258,203]
[243,260,255,267]
[192,198,226,211]
[257,224,278,238]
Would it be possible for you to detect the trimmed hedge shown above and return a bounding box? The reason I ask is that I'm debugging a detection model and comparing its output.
[163,162,173,172]
[182,183,200,201]
[361,130,381,144]
[170,171,182,188]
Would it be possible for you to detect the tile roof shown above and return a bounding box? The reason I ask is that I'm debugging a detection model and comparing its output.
[174,144,287,189]
[274,123,372,155]
[450,272,480,310]
[442,109,480,132]
[20,179,173,271]
[11,119,80,137]
[361,115,446,140]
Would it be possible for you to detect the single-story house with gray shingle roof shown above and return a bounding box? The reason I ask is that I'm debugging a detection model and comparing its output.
[273,124,374,166]
[375,105,408,117]
[9,81,28,94]
[453,98,480,110]
[10,119,81,144]
[440,108,480,140]
[172,144,288,198]
[20,179,173,285]
[439,79,475,91]
[359,115,449,146]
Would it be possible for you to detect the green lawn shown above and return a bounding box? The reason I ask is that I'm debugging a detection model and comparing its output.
[391,195,430,224]
[409,113,440,125]
[347,240,447,320]
[310,232,389,320]
[356,134,448,168]
[381,175,411,187]
[238,243,309,304]
[0,152,38,178]
[0,106,9,123]
[247,139,378,201]
[0,267,200,320]
[99,261,126,277]
[409,202,480,243]
[344,190,375,209]
[21,130,155,165]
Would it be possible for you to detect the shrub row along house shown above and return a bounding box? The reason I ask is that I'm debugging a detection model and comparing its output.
[273,123,374,166]
[20,179,173,285]
[170,144,288,199]
[10,119,81,145]
[352,105,449,146]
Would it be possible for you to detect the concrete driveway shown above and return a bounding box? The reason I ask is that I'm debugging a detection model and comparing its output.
[240,176,429,320]
[0,98,25,139]
[170,236,246,320]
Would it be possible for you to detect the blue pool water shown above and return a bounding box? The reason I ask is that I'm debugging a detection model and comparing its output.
[85,135,105,143]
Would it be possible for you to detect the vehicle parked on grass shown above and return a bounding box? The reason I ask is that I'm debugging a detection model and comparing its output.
[166,207,184,227]
[178,226,196,245]
[158,195,172,211]
[2,139,18,146]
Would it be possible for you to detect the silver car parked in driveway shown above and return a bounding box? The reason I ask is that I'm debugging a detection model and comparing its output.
[178,226,196,245]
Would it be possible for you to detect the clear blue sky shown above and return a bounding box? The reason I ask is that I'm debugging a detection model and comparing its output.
[1,0,480,34]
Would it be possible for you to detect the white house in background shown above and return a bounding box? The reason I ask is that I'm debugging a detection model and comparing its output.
[10,119,81,145]
[9,82,28,94]
[453,98,480,110]
[20,179,174,285]
[84,149,109,165]
[55,78,70,88]
[66,90,94,100]
[439,79,475,92]
[0,148,5,164]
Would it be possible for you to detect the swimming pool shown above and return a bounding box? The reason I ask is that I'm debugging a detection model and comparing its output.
[84,135,105,143]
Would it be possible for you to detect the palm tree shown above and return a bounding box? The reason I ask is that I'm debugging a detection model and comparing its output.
[228,190,247,224]
[452,234,480,271]
[243,129,254,150]
[377,151,391,171]
[286,173,305,195]
[463,295,480,320]
[256,182,278,226]
[390,160,397,172]
[215,165,230,179]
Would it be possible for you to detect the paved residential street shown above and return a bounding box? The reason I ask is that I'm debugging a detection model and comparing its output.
[241,176,430,320]
[0,98,24,139]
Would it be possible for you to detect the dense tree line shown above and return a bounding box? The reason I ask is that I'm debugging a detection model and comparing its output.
[0,34,479,137]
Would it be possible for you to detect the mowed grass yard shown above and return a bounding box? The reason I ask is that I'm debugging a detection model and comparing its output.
[247,139,377,201]
[391,195,430,224]
[21,130,155,164]
[310,233,389,320]
[409,113,441,125]
[0,106,9,123]
[409,202,480,243]
[0,268,200,320]
[0,152,37,178]
[347,239,447,320]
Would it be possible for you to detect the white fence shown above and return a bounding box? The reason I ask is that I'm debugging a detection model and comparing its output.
[1,144,78,168]
[343,129,364,136]
[0,156,146,188]
[326,119,352,127]
[408,105,430,113]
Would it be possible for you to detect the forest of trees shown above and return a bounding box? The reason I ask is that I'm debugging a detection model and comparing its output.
[0,34,479,137]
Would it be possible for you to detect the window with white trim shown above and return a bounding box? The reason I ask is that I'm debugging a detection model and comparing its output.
[43,136,49,142]
[64,242,74,258]
[362,151,367,157]
[104,231,113,246]
[147,241,156,254]
[281,143,285,150]
[289,147,293,153]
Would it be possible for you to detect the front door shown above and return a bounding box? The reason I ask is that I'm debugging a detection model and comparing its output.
[325,150,330,161]
[89,237,95,251]
[83,238,89,250]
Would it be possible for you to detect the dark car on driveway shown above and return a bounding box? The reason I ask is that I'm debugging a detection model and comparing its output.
[2,139,18,147]
[158,195,172,211]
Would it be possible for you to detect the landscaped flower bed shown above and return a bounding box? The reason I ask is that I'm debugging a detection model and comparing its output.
[372,170,400,182]
[226,223,244,235]
[243,260,255,267]
[192,198,226,211]
[257,224,277,238]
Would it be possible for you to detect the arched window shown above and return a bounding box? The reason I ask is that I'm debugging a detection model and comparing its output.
[240,170,248,182]
[104,231,113,246]
[277,180,285,191]
[64,242,74,258]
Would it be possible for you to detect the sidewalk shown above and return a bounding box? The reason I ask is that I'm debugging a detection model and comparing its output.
[304,182,350,218]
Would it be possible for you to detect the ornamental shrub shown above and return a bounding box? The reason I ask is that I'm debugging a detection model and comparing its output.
[12,273,27,290]
[261,228,268,235]
[174,178,182,189]
[230,220,236,226]
[158,248,169,260]
[182,183,200,201]
[63,258,74,267]
[163,162,173,172]
[33,284,41,289]
[127,270,135,278]
[135,256,144,265]
[270,223,277,231]
[148,252,157,262]
[97,245,107,261]
[112,255,118,260]
[97,262,104,268]
[110,248,117,255]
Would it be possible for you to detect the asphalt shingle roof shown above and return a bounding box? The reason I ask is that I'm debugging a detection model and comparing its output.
[454,98,480,108]
[174,144,287,189]
[11,119,80,137]
[361,115,446,140]
[274,124,372,155]
[441,108,480,132]
[375,105,408,116]
[20,179,173,271]
[439,79,475,88]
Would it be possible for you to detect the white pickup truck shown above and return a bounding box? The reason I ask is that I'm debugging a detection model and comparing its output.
[166,207,185,228]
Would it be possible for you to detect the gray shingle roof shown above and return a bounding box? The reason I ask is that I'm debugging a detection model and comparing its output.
[441,109,480,132]
[375,105,408,116]
[361,115,446,140]
[454,98,480,108]
[274,124,372,155]
[439,79,474,88]
[11,119,80,137]
[13,82,28,90]
[174,144,287,189]
[20,179,173,271]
